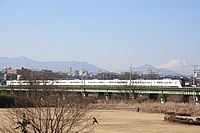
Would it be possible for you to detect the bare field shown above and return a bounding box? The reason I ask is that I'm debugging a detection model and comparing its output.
[0,109,200,133]
[92,110,200,133]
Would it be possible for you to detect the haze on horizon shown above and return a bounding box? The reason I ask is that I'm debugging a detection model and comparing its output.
[0,0,200,71]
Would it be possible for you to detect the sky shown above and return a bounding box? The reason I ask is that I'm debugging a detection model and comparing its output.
[0,0,200,71]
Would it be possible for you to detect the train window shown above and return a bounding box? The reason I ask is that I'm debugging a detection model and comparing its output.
[70,81,83,83]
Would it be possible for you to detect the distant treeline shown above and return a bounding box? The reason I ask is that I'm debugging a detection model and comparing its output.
[0,93,31,108]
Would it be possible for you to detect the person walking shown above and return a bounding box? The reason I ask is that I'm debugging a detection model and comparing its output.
[137,107,140,112]
[92,117,99,125]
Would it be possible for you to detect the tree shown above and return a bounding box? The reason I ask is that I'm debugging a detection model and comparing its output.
[0,72,94,133]
[0,90,93,133]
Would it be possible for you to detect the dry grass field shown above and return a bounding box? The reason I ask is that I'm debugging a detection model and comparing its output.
[0,109,200,133]
[0,101,200,133]
[92,110,200,133]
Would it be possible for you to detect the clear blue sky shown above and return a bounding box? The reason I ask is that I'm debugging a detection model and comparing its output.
[0,0,200,71]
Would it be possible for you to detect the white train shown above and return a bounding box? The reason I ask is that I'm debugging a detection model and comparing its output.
[6,79,182,88]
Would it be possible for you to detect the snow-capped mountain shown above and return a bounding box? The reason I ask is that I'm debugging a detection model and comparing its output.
[158,59,193,75]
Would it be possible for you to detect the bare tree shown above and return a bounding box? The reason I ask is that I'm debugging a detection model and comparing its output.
[0,90,94,133]
[0,69,94,133]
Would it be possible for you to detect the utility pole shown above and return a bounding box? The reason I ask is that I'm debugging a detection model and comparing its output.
[192,64,198,104]
[129,64,133,86]
[82,69,86,86]
[193,64,198,87]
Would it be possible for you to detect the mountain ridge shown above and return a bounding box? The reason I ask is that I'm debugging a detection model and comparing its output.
[0,56,193,75]
[132,64,181,76]
[0,56,105,72]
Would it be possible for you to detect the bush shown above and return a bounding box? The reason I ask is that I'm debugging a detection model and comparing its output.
[0,93,16,108]
[0,93,32,108]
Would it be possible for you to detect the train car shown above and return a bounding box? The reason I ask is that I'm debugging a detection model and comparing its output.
[6,80,21,86]
[104,79,128,86]
[151,79,182,88]
[85,79,106,86]
[53,80,68,85]
[130,80,152,86]
[130,79,182,88]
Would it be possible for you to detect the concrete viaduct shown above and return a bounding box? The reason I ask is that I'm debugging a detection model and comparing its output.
[1,86,200,104]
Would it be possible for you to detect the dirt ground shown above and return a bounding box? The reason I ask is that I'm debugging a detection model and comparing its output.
[91,110,200,133]
[0,109,200,133]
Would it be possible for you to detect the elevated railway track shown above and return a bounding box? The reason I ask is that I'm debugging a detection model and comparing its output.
[0,86,200,95]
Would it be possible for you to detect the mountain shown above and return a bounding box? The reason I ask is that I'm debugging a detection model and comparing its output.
[133,64,157,72]
[158,59,193,75]
[0,56,192,76]
[133,64,180,76]
[0,56,106,72]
